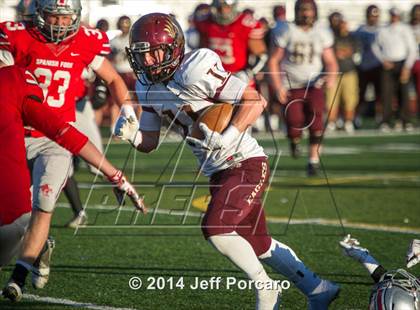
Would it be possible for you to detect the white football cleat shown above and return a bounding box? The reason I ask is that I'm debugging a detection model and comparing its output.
[308,280,340,310]
[65,211,88,228]
[339,234,369,263]
[2,281,23,302]
[255,284,281,310]
[32,236,55,289]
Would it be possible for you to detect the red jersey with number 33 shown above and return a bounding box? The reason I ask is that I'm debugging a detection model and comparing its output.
[0,21,110,123]
[195,13,264,73]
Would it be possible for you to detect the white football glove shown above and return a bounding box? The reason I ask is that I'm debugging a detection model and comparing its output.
[339,234,369,262]
[406,239,420,268]
[108,170,147,214]
[114,115,142,147]
[120,104,137,119]
[185,123,240,151]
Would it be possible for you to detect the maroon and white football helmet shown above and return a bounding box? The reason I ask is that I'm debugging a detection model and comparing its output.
[126,13,185,85]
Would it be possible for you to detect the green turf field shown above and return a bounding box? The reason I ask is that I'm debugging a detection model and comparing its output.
[1,131,419,309]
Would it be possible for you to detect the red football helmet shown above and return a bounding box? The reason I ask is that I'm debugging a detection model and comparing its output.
[126,13,185,85]
[295,0,318,26]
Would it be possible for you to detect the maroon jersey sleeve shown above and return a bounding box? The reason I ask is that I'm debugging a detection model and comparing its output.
[19,69,88,154]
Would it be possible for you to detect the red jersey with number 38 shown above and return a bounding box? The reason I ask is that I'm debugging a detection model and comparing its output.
[195,13,264,73]
[0,21,110,124]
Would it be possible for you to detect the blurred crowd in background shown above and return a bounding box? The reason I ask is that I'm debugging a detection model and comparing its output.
[9,0,420,135]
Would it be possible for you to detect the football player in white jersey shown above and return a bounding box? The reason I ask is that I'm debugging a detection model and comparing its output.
[268,0,338,176]
[115,13,340,309]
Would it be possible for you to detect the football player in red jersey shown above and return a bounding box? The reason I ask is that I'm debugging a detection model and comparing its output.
[0,65,145,302]
[0,0,136,294]
[194,0,268,86]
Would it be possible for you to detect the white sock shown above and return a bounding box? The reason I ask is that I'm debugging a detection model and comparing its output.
[208,232,271,282]
[259,238,322,296]
[309,158,319,165]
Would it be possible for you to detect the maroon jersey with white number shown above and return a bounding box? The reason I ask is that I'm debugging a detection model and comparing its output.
[195,13,264,73]
[0,21,110,126]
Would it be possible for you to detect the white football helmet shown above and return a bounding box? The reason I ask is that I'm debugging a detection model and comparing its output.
[34,0,82,43]
[369,269,420,310]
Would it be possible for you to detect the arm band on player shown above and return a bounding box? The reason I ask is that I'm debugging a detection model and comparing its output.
[248,53,268,75]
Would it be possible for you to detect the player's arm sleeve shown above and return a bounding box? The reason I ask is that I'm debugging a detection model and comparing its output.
[84,27,111,70]
[139,108,162,131]
[24,99,88,154]
[23,98,88,154]
[247,16,266,40]
[0,25,15,65]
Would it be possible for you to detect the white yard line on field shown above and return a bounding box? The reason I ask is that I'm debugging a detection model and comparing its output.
[56,203,420,235]
[0,292,136,310]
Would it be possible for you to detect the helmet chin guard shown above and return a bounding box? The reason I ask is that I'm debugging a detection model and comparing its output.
[34,0,82,43]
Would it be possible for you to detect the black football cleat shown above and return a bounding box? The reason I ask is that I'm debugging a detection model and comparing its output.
[307,162,320,177]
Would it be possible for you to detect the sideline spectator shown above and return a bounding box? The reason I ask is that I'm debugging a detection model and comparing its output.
[372,7,418,132]
[354,5,382,126]
[326,12,361,134]
[410,4,420,121]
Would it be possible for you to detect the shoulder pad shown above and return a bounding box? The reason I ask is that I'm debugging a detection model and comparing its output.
[175,48,220,86]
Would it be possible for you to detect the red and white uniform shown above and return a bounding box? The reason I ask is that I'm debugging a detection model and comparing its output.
[0,21,110,130]
[0,66,88,226]
[0,21,109,213]
[195,13,265,73]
